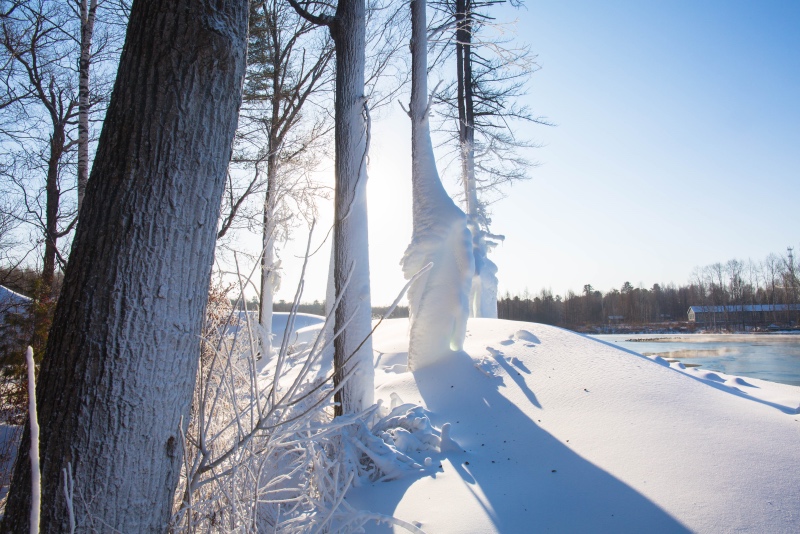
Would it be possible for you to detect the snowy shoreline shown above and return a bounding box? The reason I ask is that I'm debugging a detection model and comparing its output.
[620,332,800,342]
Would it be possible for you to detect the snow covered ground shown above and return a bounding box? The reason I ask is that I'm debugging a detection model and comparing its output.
[348,318,800,533]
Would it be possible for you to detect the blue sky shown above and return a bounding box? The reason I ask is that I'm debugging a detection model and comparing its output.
[272,0,800,305]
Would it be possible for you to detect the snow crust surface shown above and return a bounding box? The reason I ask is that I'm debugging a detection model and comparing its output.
[349,319,800,533]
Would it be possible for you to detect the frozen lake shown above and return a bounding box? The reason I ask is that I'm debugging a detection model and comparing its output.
[591,333,800,387]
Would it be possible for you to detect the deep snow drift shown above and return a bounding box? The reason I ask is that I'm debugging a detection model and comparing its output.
[348,318,800,533]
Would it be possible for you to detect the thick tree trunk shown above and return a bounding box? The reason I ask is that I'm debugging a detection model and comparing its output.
[403,0,472,368]
[330,0,373,416]
[77,0,97,215]
[1,0,248,531]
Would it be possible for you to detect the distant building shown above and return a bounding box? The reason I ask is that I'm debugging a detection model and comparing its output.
[687,304,800,325]
[607,315,623,323]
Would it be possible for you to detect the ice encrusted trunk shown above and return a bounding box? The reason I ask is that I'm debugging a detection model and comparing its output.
[0,0,248,531]
[402,0,473,369]
[470,236,499,318]
[456,0,500,319]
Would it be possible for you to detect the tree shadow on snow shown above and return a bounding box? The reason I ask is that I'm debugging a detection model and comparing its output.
[487,347,540,409]
[350,349,691,533]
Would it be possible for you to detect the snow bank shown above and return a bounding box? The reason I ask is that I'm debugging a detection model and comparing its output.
[230,311,324,351]
[271,312,325,340]
[349,319,800,533]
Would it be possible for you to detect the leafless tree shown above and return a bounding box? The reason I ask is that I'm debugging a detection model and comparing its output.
[218,0,334,359]
[429,0,548,316]
[1,0,80,291]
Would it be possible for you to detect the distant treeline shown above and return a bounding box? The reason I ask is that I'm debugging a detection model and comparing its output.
[498,283,693,327]
[499,248,800,328]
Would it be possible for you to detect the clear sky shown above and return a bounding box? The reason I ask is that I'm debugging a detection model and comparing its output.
[267,0,800,306]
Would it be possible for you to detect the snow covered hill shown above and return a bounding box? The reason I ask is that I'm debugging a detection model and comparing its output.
[348,318,800,533]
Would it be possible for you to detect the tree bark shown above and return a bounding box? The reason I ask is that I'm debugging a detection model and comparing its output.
[330,0,373,416]
[455,0,477,221]
[1,0,248,531]
[286,0,373,415]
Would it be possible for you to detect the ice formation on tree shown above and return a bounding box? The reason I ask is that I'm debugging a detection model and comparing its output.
[469,228,503,318]
[401,0,473,369]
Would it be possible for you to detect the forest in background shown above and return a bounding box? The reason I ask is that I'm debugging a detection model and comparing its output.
[498,248,800,330]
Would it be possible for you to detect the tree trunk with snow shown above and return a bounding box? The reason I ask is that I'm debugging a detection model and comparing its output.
[259,161,279,359]
[330,0,374,415]
[470,244,499,318]
[288,0,374,415]
[456,0,499,318]
[257,9,285,361]
[402,0,473,368]
[1,0,248,531]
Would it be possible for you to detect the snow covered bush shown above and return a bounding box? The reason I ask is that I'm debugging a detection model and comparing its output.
[171,276,436,533]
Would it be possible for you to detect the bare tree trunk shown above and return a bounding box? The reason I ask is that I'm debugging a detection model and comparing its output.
[462,7,478,221]
[330,0,373,416]
[77,0,97,215]
[42,123,65,292]
[455,0,469,211]
[1,0,248,531]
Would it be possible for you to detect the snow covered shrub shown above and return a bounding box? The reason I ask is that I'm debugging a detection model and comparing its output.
[170,274,353,532]
[170,272,439,533]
